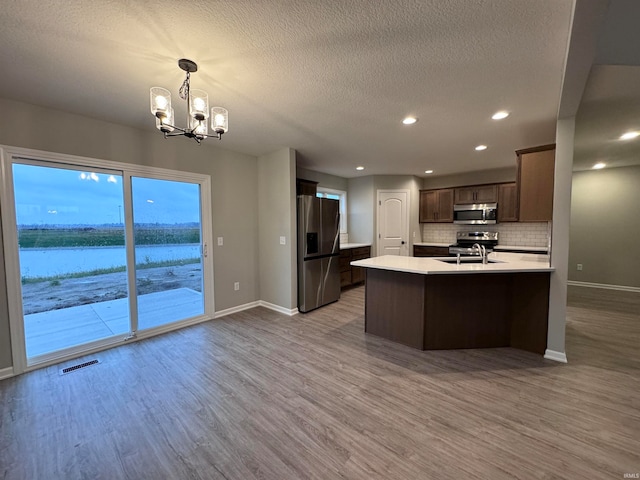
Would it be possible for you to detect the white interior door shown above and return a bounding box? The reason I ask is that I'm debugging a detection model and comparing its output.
[377,190,409,256]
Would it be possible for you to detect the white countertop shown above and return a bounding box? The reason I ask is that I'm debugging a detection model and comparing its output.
[413,242,451,247]
[341,243,371,250]
[351,252,553,275]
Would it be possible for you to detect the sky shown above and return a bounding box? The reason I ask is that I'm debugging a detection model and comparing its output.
[12,163,201,226]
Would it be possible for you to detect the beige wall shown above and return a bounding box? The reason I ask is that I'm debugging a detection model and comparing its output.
[347,176,375,246]
[547,116,574,359]
[0,98,261,370]
[296,167,348,192]
[422,166,516,190]
[258,148,297,310]
[569,165,640,288]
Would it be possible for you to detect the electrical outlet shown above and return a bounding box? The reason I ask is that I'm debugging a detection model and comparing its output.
[280,236,286,245]
[217,237,223,246]
[234,282,240,291]
[577,264,583,271]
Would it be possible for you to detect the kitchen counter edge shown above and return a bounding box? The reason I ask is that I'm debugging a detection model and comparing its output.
[341,243,372,250]
[351,252,553,275]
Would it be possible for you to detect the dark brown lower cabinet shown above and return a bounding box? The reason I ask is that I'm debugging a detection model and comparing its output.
[364,268,550,354]
[340,246,371,288]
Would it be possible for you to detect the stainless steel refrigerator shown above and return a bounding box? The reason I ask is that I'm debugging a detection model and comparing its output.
[297,195,341,313]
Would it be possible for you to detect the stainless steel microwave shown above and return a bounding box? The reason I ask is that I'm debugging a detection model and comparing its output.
[453,203,497,224]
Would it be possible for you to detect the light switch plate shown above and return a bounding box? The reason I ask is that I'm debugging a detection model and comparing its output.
[280,236,286,245]
[217,237,223,246]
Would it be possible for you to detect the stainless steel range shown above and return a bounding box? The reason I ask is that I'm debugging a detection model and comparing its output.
[449,231,498,256]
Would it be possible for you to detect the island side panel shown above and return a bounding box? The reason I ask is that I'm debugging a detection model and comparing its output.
[364,269,425,349]
[509,272,550,354]
[424,274,511,350]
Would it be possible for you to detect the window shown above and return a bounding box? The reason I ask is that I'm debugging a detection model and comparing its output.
[317,187,347,233]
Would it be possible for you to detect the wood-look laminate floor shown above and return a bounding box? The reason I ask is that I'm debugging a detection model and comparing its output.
[1,285,638,479]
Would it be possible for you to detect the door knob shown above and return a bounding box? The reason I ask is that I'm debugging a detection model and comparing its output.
[401,241,405,245]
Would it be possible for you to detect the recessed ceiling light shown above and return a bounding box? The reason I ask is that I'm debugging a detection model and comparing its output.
[619,131,639,140]
[402,117,418,125]
[592,163,606,169]
[356,166,364,171]
[424,170,433,174]
[492,111,509,120]
[475,145,488,151]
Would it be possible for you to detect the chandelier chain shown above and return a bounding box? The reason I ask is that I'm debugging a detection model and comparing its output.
[179,71,190,101]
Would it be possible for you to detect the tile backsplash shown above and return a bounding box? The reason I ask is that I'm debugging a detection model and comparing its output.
[421,222,550,248]
[340,233,349,245]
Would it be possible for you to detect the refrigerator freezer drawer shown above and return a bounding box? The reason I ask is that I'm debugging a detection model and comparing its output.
[298,255,340,313]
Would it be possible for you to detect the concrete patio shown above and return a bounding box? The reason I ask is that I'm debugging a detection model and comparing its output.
[24,288,203,358]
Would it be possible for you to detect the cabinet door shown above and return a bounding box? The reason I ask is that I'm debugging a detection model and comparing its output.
[455,185,497,204]
[350,246,370,285]
[436,189,454,222]
[419,190,437,222]
[296,178,318,196]
[498,183,518,222]
[351,266,365,284]
[474,184,498,203]
[518,148,555,221]
[454,187,476,204]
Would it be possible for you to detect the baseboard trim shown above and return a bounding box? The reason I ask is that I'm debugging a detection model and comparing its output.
[544,349,568,363]
[259,301,299,316]
[214,300,298,318]
[568,280,640,293]
[0,366,15,381]
[214,301,260,318]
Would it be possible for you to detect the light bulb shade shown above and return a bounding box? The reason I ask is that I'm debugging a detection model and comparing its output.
[156,108,175,133]
[190,117,208,138]
[150,87,172,118]
[211,107,229,134]
[189,89,209,121]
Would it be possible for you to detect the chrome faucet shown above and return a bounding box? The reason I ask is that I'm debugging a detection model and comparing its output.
[472,243,487,264]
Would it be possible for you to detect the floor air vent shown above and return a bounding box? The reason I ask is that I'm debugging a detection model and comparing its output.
[60,359,100,375]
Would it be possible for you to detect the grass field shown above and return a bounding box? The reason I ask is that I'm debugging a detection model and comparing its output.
[18,226,200,248]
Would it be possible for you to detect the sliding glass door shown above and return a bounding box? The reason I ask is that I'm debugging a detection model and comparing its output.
[12,163,130,358]
[1,149,212,370]
[131,177,204,331]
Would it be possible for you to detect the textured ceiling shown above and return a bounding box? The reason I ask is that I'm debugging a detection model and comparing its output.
[0,0,574,178]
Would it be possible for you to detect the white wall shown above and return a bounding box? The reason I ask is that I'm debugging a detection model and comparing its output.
[0,97,261,370]
[569,165,640,288]
[258,148,297,311]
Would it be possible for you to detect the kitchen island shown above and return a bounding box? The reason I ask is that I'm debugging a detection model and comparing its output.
[350,252,554,354]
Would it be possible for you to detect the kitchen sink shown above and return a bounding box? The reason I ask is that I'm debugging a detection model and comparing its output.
[435,257,504,264]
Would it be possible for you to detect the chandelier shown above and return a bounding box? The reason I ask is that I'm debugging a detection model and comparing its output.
[150,59,228,143]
